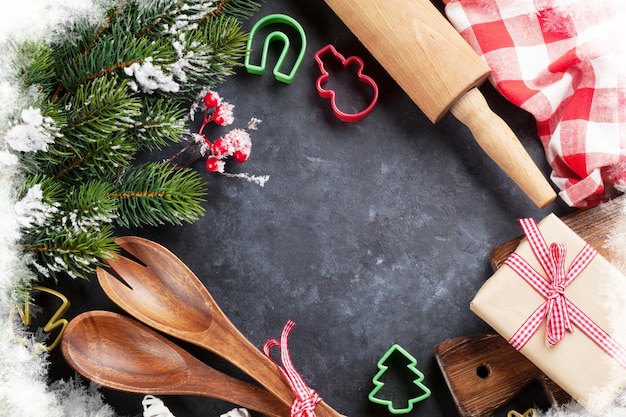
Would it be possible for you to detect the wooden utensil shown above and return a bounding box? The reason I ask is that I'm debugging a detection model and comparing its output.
[97,236,342,417]
[61,310,290,417]
[323,0,557,208]
[434,334,571,417]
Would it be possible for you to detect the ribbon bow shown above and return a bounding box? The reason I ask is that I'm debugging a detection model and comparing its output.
[264,320,322,417]
[543,241,574,346]
[504,218,626,369]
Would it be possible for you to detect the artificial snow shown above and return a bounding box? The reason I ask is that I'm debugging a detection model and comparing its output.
[14,184,58,229]
[5,107,58,153]
[0,1,126,416]
[1,0,623,416]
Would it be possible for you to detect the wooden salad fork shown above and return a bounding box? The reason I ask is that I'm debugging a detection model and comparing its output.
[97,236,343,417]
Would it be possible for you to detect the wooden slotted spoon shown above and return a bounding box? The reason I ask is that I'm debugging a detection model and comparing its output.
[61,310,290,417]
[97,236,342,417]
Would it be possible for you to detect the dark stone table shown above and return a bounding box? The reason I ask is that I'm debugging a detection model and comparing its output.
[47,1,575,416]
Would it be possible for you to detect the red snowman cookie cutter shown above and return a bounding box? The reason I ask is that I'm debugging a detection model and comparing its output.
[314,44,379,122]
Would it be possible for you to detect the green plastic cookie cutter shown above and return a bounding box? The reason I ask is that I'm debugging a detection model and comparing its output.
[368,344,432,414]
[244,14,306,84]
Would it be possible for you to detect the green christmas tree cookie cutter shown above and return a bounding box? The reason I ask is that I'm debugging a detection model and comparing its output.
[244,14,306,84]
[368,344,431,414]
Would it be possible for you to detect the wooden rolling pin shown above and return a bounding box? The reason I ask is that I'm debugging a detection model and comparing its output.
[323,0,557,208]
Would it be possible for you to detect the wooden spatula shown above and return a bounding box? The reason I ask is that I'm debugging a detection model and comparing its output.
[323,0,557,208]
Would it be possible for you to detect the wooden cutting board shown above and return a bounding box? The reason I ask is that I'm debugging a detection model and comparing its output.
[490,194,626,271]
[434,333,571,417]
[435,195,625,417]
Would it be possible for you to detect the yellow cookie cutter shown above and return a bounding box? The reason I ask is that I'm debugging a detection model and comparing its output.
[18,285,70,351]
[508,408,537,417]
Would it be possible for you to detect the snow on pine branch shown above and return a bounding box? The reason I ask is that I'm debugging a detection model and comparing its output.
[161,0,219,34]
[124,58,181,94]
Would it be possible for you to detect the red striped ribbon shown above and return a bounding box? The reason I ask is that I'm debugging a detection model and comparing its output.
[264,320,322,417]
[504,218,626,368]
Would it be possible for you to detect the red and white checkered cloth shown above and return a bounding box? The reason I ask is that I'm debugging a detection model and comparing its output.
[443,0,626,207]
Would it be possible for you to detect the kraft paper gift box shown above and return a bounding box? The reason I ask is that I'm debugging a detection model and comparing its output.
[471,214,626,414]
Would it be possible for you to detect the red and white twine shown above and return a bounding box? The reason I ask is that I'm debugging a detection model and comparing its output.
[264,320,322,417]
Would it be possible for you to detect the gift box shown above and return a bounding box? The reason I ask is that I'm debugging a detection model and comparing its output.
[471,214,626,414]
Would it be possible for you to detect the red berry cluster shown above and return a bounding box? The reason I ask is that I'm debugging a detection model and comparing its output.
[205,128,252,172]
[197,91,251,173]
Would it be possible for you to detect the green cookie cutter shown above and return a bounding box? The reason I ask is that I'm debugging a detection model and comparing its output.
[368,344,431,414]
[244,14,306,84]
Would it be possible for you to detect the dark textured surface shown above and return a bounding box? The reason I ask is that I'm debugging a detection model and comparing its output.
[46,1,576,416]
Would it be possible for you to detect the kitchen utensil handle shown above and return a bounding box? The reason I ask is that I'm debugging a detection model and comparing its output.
[450,87,556,208]
[208,320,344,417]
[185,362,291,417]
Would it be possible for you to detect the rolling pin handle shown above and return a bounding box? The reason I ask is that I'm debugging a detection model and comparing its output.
[450,88,557,208]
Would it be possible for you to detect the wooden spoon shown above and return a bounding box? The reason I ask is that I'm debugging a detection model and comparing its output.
[97,236,342,417]
[61,310,290,417]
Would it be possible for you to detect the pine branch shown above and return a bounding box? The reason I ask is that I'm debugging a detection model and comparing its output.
[80,1,125,61]
[57,37,163,98]
[130,97,187,151]
[64,181,119,223]
[136,0,260,38]
[18,178,119,280]
[205,0,263,21]
[20,77,141,183]
[58,1,251,99]
[47,1,119,100]
[21,132,137,185]
[51,2,172,97]
[111,162,207,227]
[12,40,57,95]
[134,0,192,38]
[22,224,118,280]
[62,77,141,139]
[173,15,249,93]
[8,0,264,281]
